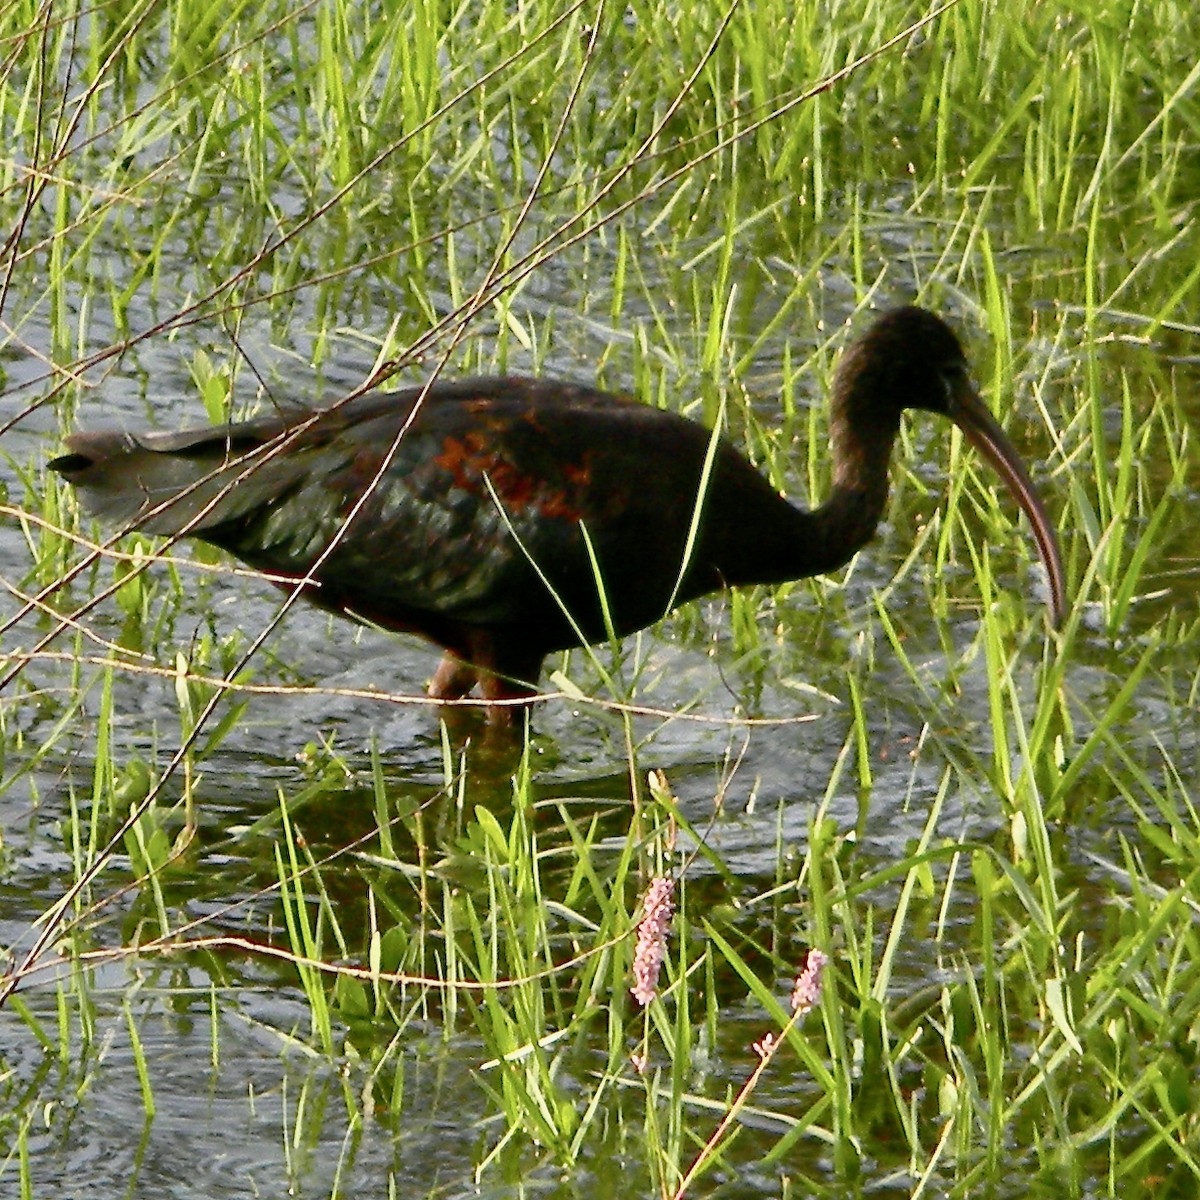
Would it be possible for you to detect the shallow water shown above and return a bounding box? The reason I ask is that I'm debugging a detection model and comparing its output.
[4,303,1190,1196]
[3,17,1200,1196]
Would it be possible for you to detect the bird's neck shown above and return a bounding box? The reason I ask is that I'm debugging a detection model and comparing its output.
[808,374,902,571]
[705,413,899,590]
[693,368,903,591]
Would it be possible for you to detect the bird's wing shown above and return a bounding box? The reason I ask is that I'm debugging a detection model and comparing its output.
[238,385,717,633]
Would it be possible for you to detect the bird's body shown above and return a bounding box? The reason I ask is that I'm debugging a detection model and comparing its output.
[49,307,1066,712]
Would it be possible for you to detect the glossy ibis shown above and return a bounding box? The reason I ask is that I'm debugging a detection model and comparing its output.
[49,306,1066,717]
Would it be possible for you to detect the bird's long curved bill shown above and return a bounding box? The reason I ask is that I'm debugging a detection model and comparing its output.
[949,384,1067,625]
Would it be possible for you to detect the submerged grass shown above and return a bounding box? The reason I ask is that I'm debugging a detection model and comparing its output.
[1,0,1199,1195]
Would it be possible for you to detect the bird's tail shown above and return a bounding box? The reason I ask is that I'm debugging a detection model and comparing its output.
[48,425,289,536]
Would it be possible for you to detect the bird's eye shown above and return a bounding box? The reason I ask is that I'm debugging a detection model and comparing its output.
[939,362,968,408]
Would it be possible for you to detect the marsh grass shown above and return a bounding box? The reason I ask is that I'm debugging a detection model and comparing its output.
[1,0,1199,1195]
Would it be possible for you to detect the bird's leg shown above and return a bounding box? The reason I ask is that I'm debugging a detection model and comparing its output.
[428,651,534,726]
[463,633,544,726]
[429,634,543,725]
[428,654,479,700]
[478,669,539,727]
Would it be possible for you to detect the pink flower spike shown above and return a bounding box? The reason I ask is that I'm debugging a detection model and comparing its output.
[790,948,828,1015]
[630,876,675,1007]
[753,1032,777,1059]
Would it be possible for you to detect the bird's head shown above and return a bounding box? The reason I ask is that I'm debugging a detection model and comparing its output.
[836,305,971,418]
[833,305,1067,624]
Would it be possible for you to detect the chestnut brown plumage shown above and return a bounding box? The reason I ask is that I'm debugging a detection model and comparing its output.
[49,307,1066,714]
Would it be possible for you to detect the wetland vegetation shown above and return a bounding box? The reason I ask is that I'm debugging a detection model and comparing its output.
[1,0,1198,1195]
